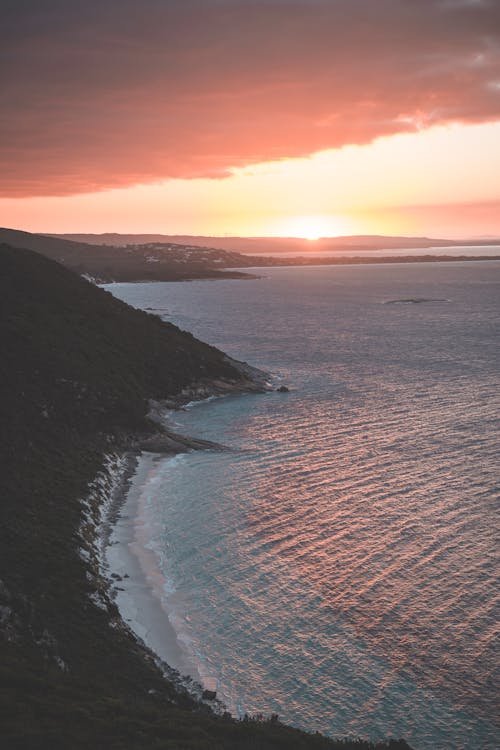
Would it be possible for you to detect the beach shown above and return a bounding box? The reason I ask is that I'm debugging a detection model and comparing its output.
[104,452,205,690]
[99,371,270,701]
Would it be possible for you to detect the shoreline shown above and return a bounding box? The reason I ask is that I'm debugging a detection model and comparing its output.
[92,381,272,708]
[104,452,206,688]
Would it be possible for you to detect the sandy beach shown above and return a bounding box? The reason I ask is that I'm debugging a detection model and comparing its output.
[104,452,204,687]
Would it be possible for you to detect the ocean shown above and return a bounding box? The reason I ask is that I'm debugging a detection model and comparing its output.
[106,261,499,750]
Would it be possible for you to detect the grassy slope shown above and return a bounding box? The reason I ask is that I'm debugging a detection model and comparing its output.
[0,244,411,749]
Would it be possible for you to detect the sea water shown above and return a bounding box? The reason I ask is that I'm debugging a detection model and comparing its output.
[107,262,499,749]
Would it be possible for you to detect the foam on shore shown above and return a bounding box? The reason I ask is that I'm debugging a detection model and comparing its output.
[104,452,204,685]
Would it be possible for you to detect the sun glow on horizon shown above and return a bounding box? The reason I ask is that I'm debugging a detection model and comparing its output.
[269,214,353,241]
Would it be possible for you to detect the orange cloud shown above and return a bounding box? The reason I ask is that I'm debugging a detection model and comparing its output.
[1,0,499,197]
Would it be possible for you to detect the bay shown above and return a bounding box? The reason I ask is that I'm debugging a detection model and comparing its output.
[107,262,499,749]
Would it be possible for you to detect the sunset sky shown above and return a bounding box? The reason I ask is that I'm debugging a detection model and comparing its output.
[1,0,499,239]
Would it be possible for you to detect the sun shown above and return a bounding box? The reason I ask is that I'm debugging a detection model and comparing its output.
[274,214,348,240]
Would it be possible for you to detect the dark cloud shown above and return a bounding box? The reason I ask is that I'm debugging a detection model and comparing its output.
[1,0,499,196]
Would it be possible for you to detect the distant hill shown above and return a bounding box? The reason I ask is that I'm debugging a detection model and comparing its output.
[0,227,255,282]
[50,232,500,255]
[0,243,413,749]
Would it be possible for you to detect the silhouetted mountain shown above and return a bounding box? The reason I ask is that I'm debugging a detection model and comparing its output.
[0,243,413,749]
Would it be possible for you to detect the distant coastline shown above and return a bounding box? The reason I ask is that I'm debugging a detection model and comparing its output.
[51,232,500,255]
[2,227,499,285]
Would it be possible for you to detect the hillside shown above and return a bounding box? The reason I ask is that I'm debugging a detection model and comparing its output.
[0,243,412,749]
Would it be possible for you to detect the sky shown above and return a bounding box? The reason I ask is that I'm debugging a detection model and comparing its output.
[1,0,499,239]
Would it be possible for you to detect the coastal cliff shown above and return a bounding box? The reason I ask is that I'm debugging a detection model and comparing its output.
[0,243,412,749]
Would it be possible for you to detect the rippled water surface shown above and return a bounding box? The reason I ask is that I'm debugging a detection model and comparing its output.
[108,263,499,749]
